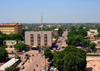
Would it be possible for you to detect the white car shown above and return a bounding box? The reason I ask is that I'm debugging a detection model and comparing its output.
[50,66,54,71]
[8,55,14,58]
[22,50,25,53]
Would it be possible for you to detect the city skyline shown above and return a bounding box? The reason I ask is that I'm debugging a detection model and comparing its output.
[0,0,100,23]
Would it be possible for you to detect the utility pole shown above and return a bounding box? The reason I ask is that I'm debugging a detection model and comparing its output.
[41,14,43,64]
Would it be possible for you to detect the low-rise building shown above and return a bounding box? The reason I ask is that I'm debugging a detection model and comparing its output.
[25,31,52,48]
[87,29,98,36]
[25,26,29,29]
[57,25,61,27]
[3,40,21,53]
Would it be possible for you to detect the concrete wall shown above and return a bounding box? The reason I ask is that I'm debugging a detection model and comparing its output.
[25,31,52,47]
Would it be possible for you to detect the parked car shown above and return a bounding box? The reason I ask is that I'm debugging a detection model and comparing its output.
[50,66,54,71]
[22,50,25,53]
[25,54,30,57]
[57,47,60,50]
[20,65,24,69]
[8,55,14,58]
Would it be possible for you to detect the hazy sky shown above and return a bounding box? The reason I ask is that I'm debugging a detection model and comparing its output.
[0,0,100,23]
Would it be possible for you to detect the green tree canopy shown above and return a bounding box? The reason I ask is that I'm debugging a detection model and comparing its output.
[78,26,83,30]
[5,65,20,71]
[15,43,27,51]
[0,46,8,61]
[70,26,76,31]
[11,34,23,41]
[53,46,86,71]
[78,29,87,37]
[90,42,96,50]
[44,48,53,62]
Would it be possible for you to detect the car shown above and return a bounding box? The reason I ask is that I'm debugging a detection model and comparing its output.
[61,45,64,48]
[22,50,25,53]
[25,54,30,57]
[50,66,54,71]
[55,45,58,47]
[8,55,15,58]
[52,48,56,50]
[20,65,24,69]
[57,47,60,50]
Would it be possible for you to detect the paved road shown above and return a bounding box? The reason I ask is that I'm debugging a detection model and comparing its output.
[18,50,45,71]
[56,30,68,50]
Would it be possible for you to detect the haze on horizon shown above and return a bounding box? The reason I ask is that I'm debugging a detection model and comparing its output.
[0,0,100,23]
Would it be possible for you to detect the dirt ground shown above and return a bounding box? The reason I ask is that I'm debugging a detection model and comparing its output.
[85,56,100,71]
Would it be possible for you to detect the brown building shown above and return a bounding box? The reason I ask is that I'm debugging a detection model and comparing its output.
[0,23,22,35]
[53,28,59,36]
[25,31,52,47]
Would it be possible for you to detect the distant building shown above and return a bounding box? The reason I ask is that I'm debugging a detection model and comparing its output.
[0,23,22,35]
[53,28,59,36]
[83,27,86,29]
[87,29,98,36]
[38,25,46,28]
[47,25,55,28]
[3,40,21,53]
[25,26,29,29]
[57,25,61,27]
[25,31,52,47]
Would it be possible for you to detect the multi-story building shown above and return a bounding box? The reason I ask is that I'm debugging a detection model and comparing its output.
[53,28,59,36]
[0,23,22,35]
[25,31,52,47]
[3,40,21,53]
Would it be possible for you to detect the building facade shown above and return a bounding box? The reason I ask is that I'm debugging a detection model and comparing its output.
[87,29,98,36]
[3,40,21,53]
[53,28,59,36]
[0,23,22,35]
[25,31,52,47]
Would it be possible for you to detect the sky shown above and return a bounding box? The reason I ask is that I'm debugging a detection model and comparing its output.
[0,0,100,23]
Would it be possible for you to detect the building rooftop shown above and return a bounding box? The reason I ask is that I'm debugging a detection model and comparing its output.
[0,58,19,71]
[0,23,22,27]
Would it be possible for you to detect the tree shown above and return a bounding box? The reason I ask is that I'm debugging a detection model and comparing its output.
[97,27,100,34]
[11,34,23,41]
[44,48,53,62]
[0,46,8,61]
[78,29,87,37]
[66,35,84,46]
[82,40,91,47]
[15,43,27,51]
[58,27,64,36]
[70,26,76,31]
[90,42,96,50]
[53,46,86,71]
[78,26,83,30]
[5,65,20,71]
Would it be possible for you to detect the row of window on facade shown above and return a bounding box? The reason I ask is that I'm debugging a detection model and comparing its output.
[30,34,48,46]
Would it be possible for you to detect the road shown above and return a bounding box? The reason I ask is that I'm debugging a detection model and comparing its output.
[18,50,45,71]
[56,30,68,50]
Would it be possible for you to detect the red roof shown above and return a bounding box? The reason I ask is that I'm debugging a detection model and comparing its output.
[0,23,22,27]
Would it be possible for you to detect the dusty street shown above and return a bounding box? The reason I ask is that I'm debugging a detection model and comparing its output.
[85,56,100,71]
[18,50,46,71]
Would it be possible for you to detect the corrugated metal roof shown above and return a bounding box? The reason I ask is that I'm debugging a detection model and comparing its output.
[0,58,19,71]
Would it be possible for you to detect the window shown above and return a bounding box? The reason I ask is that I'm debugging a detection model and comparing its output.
[4,42,6,45]
[38,40,40,42]
[44,43,47,45]
[31,40,33,42]
[38,43,40,45]
[10,46,12,48]
[44,40,47,42]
